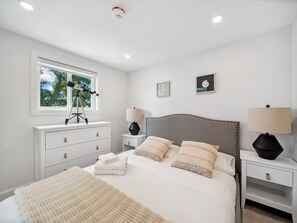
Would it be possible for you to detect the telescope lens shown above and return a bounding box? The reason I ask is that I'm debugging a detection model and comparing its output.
[67,81,75,88]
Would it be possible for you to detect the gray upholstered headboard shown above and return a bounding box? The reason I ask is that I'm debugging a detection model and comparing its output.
[146,114,240,172]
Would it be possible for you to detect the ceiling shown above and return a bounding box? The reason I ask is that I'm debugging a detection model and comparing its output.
[0,0,297,72]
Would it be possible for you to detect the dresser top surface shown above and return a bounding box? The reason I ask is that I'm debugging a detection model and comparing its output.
[240,150,297,170]
[35,122,111,131]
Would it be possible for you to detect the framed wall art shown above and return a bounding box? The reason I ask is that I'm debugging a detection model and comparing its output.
[157,81,170,97]
[196,74,215,93]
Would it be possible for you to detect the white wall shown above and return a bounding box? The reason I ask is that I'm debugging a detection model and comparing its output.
[292,19,297,161]
[128,27,293,154]
[0,29,128,200]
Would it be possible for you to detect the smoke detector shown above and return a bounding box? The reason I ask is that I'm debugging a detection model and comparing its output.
[112,6,126,19]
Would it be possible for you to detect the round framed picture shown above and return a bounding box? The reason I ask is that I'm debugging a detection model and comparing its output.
[196,74,215,93]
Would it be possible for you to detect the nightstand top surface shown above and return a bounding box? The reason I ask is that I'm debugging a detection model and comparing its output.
[240,150,297,170]
[122,134,146,138]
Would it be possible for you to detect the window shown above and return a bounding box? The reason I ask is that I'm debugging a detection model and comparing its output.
[39,66,68,108]
[31,51,100,115]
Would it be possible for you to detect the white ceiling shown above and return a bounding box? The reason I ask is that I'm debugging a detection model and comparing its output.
[0,0,297,72]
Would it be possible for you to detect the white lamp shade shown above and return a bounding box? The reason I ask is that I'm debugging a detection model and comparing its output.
[126,108,142,122]
[248,107,291,134]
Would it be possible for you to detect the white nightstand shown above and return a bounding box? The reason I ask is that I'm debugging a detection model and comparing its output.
[122,134,146,152]
[241,150,297,222]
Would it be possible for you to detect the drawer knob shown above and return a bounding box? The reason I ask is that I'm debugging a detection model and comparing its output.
[266,173,271,181]
[64,153,68,159]
[96,145,99,150]
[128,141,130,145]
[64,137,67,143]
[96,132,99,137]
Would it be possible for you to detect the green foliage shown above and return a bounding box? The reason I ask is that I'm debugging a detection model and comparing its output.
[40,68,67,107]
[72,74,91,108]
[39,67,92,108]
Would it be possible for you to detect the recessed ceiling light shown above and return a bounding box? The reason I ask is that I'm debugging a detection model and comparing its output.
[19,0,34,11]
[212,16,223,24]
[125,54,131,59]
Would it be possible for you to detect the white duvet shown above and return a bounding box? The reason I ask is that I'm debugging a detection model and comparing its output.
[0,150,236,223]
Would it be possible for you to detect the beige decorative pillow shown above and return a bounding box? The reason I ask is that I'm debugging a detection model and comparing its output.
[171,141,219,178]
[134,136,173,162]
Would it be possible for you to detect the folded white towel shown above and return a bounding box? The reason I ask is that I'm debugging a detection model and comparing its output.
[94,169,126,176]
[94,157,128,171]
[99,153,119,164]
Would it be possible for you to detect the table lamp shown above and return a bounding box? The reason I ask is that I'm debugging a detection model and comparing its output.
[248,105,291,160]
[126,107,142,135]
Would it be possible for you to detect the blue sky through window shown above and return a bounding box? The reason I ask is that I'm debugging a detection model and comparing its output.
[40,67,57,92]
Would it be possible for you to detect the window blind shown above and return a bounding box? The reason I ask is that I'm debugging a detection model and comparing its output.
[38,57,97,77]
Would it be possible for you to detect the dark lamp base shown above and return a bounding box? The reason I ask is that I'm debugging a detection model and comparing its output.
[129,122,140,135]
[252,134,283,160]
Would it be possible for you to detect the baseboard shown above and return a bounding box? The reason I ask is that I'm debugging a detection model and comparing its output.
[0,182,32,202]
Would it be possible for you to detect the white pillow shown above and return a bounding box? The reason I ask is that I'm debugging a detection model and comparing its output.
[214,152,235,176]
[164,144,180,159]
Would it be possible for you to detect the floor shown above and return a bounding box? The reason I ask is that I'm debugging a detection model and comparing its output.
[243,200,292,223]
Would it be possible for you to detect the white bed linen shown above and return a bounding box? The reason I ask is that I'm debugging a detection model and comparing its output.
[0,150,236,223]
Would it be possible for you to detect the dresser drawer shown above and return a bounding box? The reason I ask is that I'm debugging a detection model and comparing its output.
[46,138,109,167]
[46,126,109,150]
[122,137,138,147]
[45,153,99,178]
[247,163,293,187]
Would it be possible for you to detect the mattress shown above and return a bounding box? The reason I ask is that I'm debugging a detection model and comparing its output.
[0,150,236,223]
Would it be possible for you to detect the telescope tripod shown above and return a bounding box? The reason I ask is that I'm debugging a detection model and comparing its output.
[65,91,88,125]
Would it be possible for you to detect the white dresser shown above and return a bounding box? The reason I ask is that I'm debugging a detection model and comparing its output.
[35,122,111,180]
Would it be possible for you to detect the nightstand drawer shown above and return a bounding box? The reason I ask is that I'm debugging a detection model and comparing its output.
[247,163,293,187]
[123,137,137,147]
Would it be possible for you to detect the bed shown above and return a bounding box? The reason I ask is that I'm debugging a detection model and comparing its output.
[0,114,241,223]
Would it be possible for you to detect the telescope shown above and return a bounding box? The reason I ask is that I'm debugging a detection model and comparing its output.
[65,81,99,125]
[67,81,99,96]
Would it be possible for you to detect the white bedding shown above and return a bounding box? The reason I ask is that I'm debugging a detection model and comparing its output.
[0,150,236,223]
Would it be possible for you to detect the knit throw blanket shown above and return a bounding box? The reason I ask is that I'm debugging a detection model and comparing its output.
[15,167,169,223]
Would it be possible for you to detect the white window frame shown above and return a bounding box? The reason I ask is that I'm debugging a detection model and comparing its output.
[31,50,101,116]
